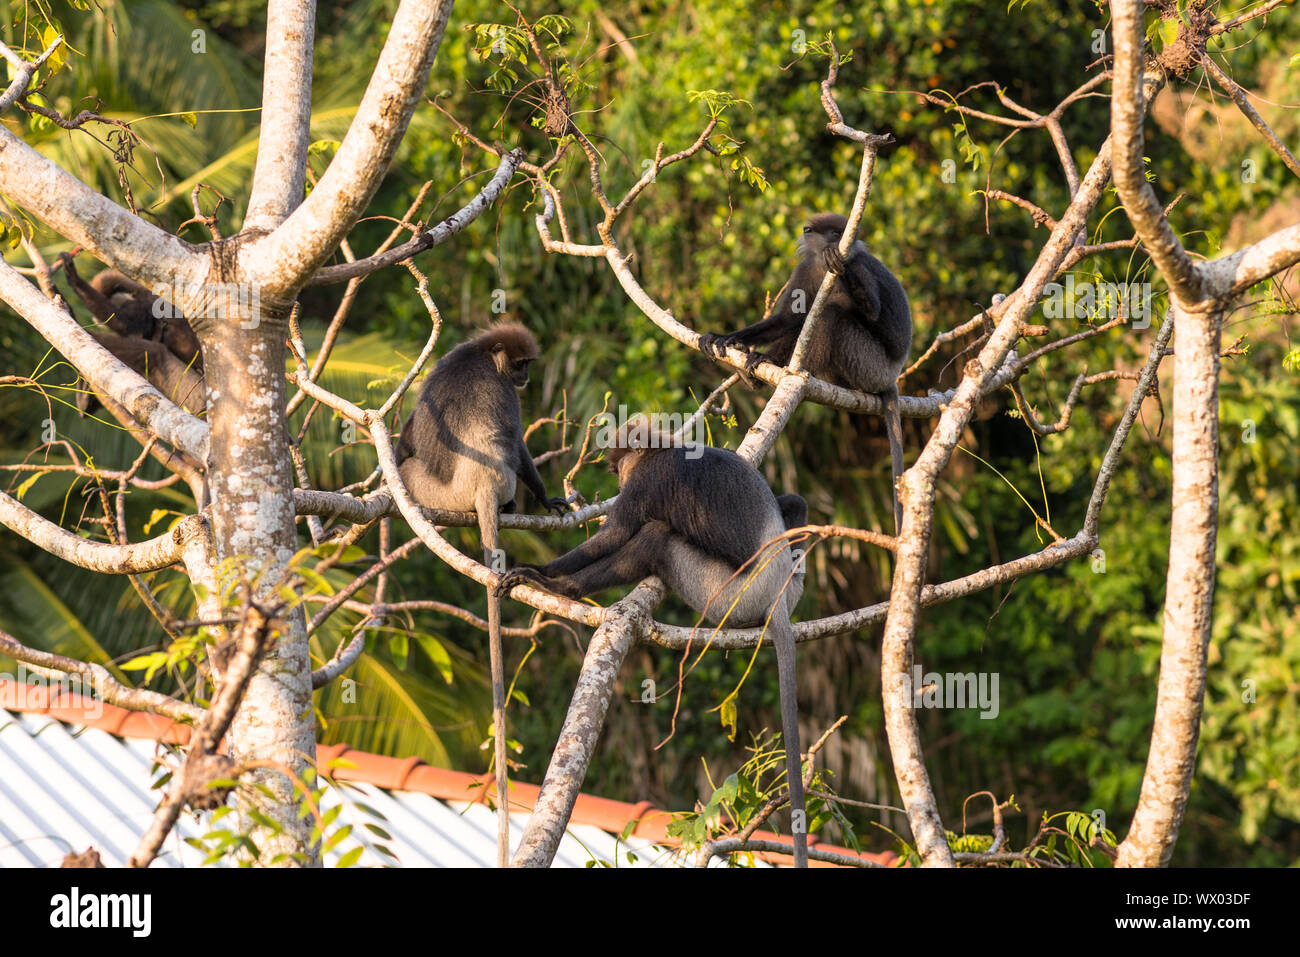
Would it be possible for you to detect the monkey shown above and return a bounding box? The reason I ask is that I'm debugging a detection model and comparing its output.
[395,323,567,516]
[394,322,567,867]
[60,253,155,338]
[59,253,203,368]
[494,418,812,867]
[59,255,205,415]
[699,212,913,532]
[75,332,206,416]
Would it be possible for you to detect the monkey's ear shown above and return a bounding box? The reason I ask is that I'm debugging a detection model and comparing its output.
[624,412,655,448]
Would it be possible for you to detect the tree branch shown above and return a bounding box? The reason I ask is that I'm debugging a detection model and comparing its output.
[243,0,455,297]
[0,260,210,462]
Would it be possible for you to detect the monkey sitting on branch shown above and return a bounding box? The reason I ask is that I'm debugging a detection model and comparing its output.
[495,416,812,867]
[75,334,206,416]
[59,254,206,416]
[60,253,203,367]
[395,321,567,867]
[699,212,913,531]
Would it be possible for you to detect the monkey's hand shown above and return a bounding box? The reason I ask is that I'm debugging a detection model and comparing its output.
[494,566,547,599]
[697,332,721,357]
[822,246,846,276]
[543,496,568,516]
[701,332,764,374]
[698,332,736,359]
[58,252,81,281]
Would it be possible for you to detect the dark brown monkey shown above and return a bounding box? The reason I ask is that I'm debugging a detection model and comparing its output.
[700,212,912,531]
[496,420,811,866]
[60,254,203,368]
[75,333,206,416]
[395,322,566,867]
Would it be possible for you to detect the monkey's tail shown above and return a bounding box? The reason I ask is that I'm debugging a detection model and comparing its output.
[478,501,511,868]
[487,583,510,867]
[884,387,905,535]
[771,612,808,868]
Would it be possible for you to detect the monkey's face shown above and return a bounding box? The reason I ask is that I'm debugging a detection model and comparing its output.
[493,345,535,389]
[797,221,843,259]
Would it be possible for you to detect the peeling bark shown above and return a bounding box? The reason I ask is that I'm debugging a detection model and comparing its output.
[204,312,318,865]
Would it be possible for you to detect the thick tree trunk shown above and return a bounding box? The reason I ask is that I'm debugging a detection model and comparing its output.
[1116,302,1222,867]
[204,308,317,866]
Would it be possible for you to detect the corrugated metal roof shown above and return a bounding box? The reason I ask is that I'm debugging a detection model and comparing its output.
[0,709,696,868]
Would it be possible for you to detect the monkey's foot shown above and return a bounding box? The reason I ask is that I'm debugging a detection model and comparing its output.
[494,567,545,599]
[741,350,766,373]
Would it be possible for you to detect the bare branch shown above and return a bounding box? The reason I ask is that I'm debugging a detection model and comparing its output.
[0,628,203,724]
[1200,55,1300,180]
[243,0,455,297]
[243,0,317,231]
[0,36,66,114]
[698,838,888,868]
[130,595,286,867]
[1211,0,1293,35]
[1110,4,1201,302]
[0,490,201,574]
[310,150,526,285]
[1202,221,1300,297]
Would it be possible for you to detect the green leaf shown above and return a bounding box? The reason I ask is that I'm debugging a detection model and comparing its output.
[15,471,48,501]
[120,651,167,682]
[413,633,452,683]
[41,27,68,75]
[322,823,353,852]
[718,693,738,741]
[335,846,364,868]
[143,509,173,535]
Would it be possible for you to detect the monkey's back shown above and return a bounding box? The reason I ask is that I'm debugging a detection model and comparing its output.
[78,332,205,415]
[618,445,786,570]
[396,342,523,511]
[616,445,796,627]
[810,251,912,394]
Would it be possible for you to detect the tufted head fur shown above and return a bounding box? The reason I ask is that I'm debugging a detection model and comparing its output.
[475,321,540,358]
[602,413,692,484]
[91,269,150,300]
[474,322,540,388]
